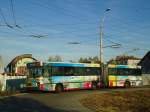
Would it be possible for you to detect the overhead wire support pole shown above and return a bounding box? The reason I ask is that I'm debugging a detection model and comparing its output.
[100,8,111,87]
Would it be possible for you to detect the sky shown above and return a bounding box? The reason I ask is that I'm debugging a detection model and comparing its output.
[0,0,150,66]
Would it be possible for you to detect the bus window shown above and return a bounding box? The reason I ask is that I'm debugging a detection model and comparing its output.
[130,69,141,76]
[52,66,64,76]
[91,67,100,75]
[43,66,49,77]
[85,68,90,75]
[120,68,142,76]
[85,67,100,75]
[74,67,85,76]
[108,68,117,75]
[117,68,128,76]
[48,67,52,75]
[136,69,142,76]
[29,67,44,78]
[64,67,74,75]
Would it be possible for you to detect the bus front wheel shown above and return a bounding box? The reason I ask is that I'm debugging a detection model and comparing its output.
[55,84,63,93]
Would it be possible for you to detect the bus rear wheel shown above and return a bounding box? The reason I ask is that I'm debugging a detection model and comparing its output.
[55,84,63,93]
[91,82,97,90]
[124,81,131,88]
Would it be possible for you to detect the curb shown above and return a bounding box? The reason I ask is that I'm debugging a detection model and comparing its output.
[0,93,27,99]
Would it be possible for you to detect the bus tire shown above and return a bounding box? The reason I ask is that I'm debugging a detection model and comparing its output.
[124,81,131,88]
[55,84,63,93]
[91,82,97,90]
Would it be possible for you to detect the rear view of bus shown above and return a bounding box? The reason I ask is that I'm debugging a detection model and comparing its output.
[108,64,142,87]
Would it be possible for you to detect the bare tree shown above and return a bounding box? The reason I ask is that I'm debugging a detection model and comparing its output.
[78,56,100,63]
[48,55,62,62]
[107,55,140,65]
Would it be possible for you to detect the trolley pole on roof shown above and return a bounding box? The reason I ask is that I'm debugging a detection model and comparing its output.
[100,8,111,87]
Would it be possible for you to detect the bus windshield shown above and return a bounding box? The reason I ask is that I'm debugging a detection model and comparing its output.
[28,67,44,78]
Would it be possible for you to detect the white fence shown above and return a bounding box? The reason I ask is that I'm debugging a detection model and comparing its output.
[0,73,26,91]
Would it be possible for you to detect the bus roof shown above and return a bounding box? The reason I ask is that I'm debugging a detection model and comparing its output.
[108,64,141,69]
[45,62,100,67]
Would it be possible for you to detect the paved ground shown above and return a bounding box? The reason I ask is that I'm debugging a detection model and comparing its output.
[0,88,150,112]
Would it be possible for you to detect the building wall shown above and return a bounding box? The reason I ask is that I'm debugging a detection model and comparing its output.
[141,57,150,74]
[15,58,35,75]
[127,59,140,66]
[16,58,34,67]
[141,55,150,85]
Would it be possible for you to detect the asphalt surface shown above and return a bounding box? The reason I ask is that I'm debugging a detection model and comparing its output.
[0,87,150,112]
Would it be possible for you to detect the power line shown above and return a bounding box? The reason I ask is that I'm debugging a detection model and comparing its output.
[25,0,86,22]
[103,36,121,45]
[9,0,21,28]
[0,8,13,28]
[10,0,16,26]
[0,8,7,24]
[18,1,150,41]
[0,7,48,39]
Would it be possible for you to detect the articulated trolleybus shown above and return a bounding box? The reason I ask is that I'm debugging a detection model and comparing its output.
[26,62,101,92]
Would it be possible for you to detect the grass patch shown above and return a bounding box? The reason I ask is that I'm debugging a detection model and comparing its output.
[81,90,150,112]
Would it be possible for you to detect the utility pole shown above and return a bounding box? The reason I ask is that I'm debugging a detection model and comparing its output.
[100,8,111,87]
[0,55,3,73]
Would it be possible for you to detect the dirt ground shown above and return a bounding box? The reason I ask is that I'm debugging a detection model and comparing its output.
[81,90,150,112]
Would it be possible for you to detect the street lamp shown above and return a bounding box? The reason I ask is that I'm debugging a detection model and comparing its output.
[100,8,111,87]
[100,8,111,65]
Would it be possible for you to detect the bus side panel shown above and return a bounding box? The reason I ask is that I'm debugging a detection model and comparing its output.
[83,76,98,89]
[38,77,55,91]
[127,76,143,86]
[26,78,40,91]
[51,75,98,90]
[108,75,117,87]
[113,76,142,87]
[116,76,128,87]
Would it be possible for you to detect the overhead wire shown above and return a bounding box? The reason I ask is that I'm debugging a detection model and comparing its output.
[9,0,17,26]
[22,0,149,46]
[7,0,103,40]
[5,0,96,38]
[25,0,87,23]
[0,8,7,24]
[0,0,149,45]
[0,8,13,28]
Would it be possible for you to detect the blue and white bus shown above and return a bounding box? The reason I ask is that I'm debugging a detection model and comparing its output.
[26,62,101,92]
